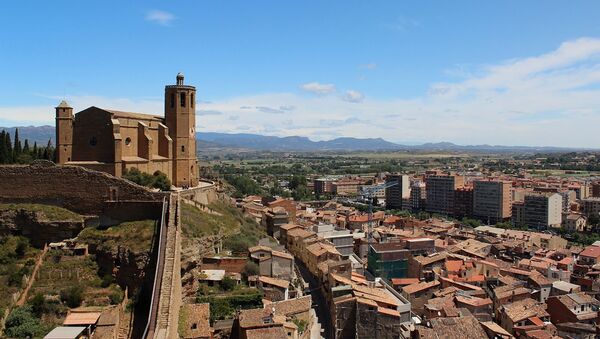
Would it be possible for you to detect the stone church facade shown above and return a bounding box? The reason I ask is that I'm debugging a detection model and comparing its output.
[55,73,199,188]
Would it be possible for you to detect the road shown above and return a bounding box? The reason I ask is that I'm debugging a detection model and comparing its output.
[296,261,333,339]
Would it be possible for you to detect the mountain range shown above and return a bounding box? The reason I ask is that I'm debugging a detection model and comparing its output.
[1,126,594,153]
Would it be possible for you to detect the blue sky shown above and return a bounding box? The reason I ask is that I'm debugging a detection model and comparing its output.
[2,1,600,147]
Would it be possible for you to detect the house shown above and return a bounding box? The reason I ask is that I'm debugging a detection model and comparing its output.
[401,280,440,316]
[546,292,600,325]
[563,213,587,232]
[498,298,550,334]
[258,276,290,301]
[414,315,489,338]
[249,246,294,280]
[235,308,287,339]
[527,273,552,303]
[578,245,600,266]
[198,269,225,287]
[43,327,87,339]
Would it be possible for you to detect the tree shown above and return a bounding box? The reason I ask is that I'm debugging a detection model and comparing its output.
[4,306,43,338]
[13,128,21,160]
[219,276,236,291]
[60,285,84,308]
[244,261,259,277]
[152,171,172,191]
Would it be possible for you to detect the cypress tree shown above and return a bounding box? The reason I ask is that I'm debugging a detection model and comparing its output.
[32,142,38,159]
[13,128,21,160]
[0,131,6,163]
[5,132,13,163]
[23,139,30,154]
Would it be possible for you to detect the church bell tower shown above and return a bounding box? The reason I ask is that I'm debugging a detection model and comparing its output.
[165,73,198,187]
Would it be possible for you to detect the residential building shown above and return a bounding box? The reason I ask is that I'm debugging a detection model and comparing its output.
[498,298,550,334]
[581,197,600,217]
[409,180,426,211]
[385,174,409,210]
[514,192,563,229]
[473,180,512,224]
[425,173,464,216]
[546,292,600,325]
[453,186,473,219]
[367,243,411,279]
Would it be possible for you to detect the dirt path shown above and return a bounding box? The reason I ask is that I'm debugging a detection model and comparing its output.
[16,245,48,306]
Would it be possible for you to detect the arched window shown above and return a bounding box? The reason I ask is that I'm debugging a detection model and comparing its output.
[181,145,185,153]
[170,93,175,108]
[191,93,194,108]
[180,92,186,107]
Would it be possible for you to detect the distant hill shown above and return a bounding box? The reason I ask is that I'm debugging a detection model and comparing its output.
[0,125,54,145]
[1,126,594,153]
[198,132,400,151]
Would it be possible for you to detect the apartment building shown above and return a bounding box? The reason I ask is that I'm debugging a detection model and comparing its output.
[384,174,410,210]
[473,180,512,224]
[454,187,474,219]
[425,173,464,216]
[409,180,426,211]
[512,193,562,229]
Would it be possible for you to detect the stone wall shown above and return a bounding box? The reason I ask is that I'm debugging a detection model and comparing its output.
[0,162,165,215]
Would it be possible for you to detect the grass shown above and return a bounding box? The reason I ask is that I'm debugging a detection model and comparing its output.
[181,201,250,238]
[180,200,267,254]
[0,203,82,221]
[77,220,155,253]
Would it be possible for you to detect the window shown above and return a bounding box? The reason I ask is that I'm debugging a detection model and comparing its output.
[181,145,185,153]
[180,92,186,107]
[125,137,132,146]
[170,93,175,108]
[90,136,97,146]
[191,93,194,108]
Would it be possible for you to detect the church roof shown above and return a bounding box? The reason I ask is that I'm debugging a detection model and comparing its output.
[103,109,164,122]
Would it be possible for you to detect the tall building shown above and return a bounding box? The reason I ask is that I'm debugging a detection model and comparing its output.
[425,173,464,216]
[514,193,563,229]
[55,73,199,187]
[473,180,512,224]
[385,174,410,210]
[454,187,473,219]
[409,180,426,211]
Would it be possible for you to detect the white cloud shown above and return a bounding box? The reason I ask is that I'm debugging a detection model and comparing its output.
[300,82,336,95]
[4,38,600,147]
[342,90,364,103]
[145,10,175,26]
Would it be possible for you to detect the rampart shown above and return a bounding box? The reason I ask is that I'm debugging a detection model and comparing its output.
[0,161,165,215]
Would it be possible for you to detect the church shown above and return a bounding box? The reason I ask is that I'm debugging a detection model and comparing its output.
[55,73,199,188]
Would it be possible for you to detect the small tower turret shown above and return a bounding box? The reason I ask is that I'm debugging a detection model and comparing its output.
[55,100,73,164]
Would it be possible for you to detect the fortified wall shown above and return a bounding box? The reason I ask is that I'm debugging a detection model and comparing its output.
[0,161,165,217]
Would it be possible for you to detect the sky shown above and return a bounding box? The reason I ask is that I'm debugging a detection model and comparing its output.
[1,1,600,147]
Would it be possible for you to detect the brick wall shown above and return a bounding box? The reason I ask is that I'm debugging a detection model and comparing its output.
[0,162,165,215]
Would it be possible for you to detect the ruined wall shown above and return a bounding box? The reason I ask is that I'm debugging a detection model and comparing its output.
[0,162,165,215]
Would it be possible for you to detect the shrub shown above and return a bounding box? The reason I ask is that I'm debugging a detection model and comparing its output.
[244,261,259,277]
[101,274,114,288]
[60,285,84,308]
[219,276,236,291]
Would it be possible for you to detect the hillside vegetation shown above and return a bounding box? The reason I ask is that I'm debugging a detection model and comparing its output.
[180,200,265,254]
[78,220,155,253]
[0,204,82,221]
